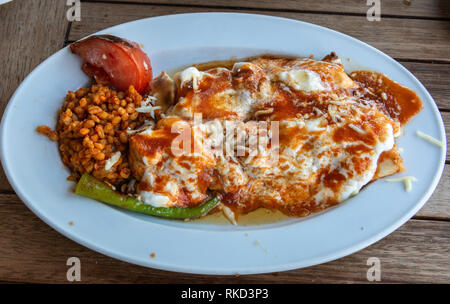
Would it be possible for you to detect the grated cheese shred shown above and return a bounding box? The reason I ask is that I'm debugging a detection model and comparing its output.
[220,203,237,225]
[385,176,417,192]
[104,151,121,171]
[349,123,367,135]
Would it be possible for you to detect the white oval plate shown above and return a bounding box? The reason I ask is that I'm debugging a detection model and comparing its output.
[0,13,446,275]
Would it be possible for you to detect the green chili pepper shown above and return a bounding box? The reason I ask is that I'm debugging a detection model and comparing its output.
[75,173,219,219]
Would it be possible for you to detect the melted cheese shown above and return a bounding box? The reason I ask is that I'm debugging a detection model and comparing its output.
[139,191,171,207]
[129,55,422,217]
[276,69,327,92]
[104,151,121,171]
[178,67,209,90]
[130,118,216,207]
[219,203,237,225]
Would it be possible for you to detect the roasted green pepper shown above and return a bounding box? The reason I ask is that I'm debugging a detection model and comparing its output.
[75,174,219,219]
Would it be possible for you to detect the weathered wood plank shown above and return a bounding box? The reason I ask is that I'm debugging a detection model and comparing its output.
[69,2,450,61]
[0,0,69,116]
[444,111,450,161]
[0,195,448,283]
[0,0,69,191]
[102,0,450,19]
[417,164,450,220]
[0,166,9,192]
[401,62,450,110]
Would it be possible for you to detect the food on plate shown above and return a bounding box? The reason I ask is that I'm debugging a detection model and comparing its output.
[37,84,153,186]
[37,35,423,223]
[76,174,219,219]
[70,35,152,94]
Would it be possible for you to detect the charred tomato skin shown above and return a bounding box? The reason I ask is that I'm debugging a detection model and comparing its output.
[70,35,152,94]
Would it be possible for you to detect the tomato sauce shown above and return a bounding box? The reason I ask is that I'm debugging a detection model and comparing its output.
[350,71,422,125]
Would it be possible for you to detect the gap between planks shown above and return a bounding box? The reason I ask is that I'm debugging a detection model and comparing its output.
[83,0,450,20]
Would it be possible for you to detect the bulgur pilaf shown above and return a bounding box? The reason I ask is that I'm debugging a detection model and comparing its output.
[37,84,153,187]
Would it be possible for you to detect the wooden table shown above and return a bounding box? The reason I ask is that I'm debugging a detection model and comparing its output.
[0,0,449,284]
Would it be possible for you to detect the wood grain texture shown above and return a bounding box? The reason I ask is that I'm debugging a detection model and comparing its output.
[0,0,69,192]
[416,165,450,220]
[102,0,450,19]
[0,194,448,283]
[69,2,450,61]
[0,0,449,284]
[415,165,450,220]
[444,111,450,160]
[0,0,69,116]
[401,62,450,110]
